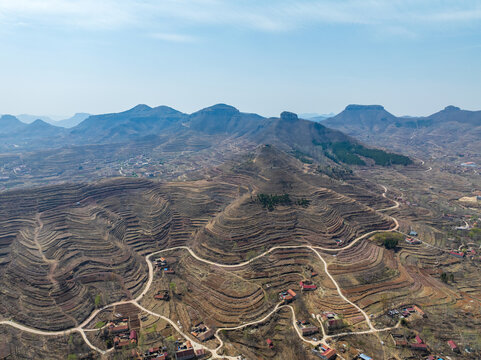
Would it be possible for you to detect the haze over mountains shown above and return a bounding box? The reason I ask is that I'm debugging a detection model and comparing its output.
[323,104,481,161]
[7,113,90,128]
[0,104,413,168]
[2,103,479,164]
[3,101,479,173]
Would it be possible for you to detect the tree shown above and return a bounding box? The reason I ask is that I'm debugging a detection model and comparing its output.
[383,237,398,250]
[441,272,448,283]
[94,294,102,308]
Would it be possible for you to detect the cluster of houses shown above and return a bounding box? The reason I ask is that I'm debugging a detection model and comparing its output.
[135,340,206,360]
[154,257,175,275]
[391,332,428,352]
[107,319,138,350]
[141,346,169,359]
[387,304,426,320]
[448,247,479,261]
[390,331,462,357]
[190,322,216,343]
[279,279,318,303]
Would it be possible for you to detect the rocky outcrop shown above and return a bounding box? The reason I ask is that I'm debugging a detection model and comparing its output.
[280,111,299,122]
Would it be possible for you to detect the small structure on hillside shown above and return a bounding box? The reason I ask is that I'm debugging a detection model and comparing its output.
[175,340,196,360]
[279,289,297,303]
[313,345,337,360]
[110,324,129,334]
[296,320,319,336]
[334,239,344,247]
[391,333,408,347]
[154,257,167,267]
[410,334,428,351]
[129,330,137,344]
[154,290,170,301]
[449,251,465,259]
[448,340,459,353]
[320,347,336,360]
[405,237,421,245]
[357,354,373,360]
[163,266,175,274]
[191,322,215,342]
[409,230,418,236]
[321,312,344,332]
[300,280,317,291]
[413,305,426,318]
[266,338,274,349]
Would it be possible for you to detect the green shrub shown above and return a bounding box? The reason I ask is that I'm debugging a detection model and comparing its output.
[329,141,412,166]
[373,232,403,249]
[257,193,291,211]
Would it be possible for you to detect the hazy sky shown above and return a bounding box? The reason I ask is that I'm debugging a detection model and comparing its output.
[1,0,480,117]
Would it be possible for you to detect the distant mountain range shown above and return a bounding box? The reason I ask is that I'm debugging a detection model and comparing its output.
[323,104,481,161]
[0,104,412,168]
[300,112,335,122]
[13,113,90,128]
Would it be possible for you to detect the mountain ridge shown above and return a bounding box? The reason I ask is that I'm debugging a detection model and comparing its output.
[324,103,481,161]
[0,103,413,167]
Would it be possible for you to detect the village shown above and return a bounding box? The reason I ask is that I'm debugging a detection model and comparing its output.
[93,234,481,360]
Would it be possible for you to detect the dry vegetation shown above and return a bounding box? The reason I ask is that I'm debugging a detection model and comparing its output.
[0,145,480,359]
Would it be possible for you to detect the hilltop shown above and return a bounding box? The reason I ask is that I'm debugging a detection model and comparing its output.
[0,104,411,191]
[324,104,481,163]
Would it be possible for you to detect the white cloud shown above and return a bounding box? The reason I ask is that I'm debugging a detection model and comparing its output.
[150,32,196,43]
[0,0,480,33]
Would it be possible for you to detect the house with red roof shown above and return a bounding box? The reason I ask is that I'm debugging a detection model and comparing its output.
[320,347,336,360]
[300,280,317,291]
[448,340,459,352]
[449,251,465,259]
[130,329,137,343]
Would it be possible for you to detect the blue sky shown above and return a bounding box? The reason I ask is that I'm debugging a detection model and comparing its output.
[0,0,480,118]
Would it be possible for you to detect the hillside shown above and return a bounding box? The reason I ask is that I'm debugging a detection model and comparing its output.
[1,143,479,359]
[54,112,90,128]
[0,115,26,134]
[0,104,411,191]
[0,146,393,331]
[324,104,481,163]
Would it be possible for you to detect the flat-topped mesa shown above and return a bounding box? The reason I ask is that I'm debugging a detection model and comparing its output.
[443,105,461,111]
[345,104,385,111]
[280,111,299,122]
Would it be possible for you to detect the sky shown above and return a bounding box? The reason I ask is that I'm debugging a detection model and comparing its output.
[0,0,480,118]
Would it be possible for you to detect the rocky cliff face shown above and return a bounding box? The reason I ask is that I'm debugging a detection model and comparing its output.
[280,111,299,122]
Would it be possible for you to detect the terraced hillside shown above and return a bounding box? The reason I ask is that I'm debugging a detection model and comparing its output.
[0,146,391,332]
[2,145,479,359]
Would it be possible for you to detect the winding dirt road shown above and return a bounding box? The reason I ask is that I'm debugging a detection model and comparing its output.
[0,184,409,358]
